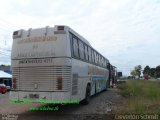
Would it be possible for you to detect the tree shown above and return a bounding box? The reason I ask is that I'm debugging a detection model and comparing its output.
[130,65,142,79]
[150,68,156,77]
[155,65,160,78]
[143,65,150,75]
[130,70,136,79]
[0,64,6,67]
[135,65,142,78]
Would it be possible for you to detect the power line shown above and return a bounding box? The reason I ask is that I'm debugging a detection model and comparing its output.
[0,18,17,29]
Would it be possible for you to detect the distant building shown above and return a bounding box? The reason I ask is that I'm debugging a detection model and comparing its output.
[0,65,11,74]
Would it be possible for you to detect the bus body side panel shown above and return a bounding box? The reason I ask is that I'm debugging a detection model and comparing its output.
[70,58,109,101]
[70,59,90,101]
[90,66,109,95]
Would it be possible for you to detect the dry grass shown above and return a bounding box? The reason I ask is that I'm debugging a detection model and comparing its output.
[117,80,160,114]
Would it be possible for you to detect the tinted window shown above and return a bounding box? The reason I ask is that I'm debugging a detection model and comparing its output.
[107,63,110,69]
[88,47,92,62]
[73,37,79,58]
[94,52,97,64]
[84,45,88,61]
[103,57,105,67]
[101,56,104,66]
[104,59,106,67]
[97,54,99,65]
[91,50,95,63]
[79,40,85,59]
[101,57,103,66]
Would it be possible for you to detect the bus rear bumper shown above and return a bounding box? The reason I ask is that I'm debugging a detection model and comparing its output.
[9,91,75,104]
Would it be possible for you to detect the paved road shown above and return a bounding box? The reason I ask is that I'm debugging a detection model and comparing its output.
[0,89,122,120]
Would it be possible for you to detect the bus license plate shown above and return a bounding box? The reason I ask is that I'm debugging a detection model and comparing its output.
[29,94,39,99]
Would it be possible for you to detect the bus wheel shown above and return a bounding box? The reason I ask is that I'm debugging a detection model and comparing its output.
[81,84,91,105]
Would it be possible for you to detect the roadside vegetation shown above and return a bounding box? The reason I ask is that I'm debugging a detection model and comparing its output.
[117,80,160,114]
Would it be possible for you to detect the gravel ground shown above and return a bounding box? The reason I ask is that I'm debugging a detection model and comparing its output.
[0,88,123,120]
[0,92,42,114]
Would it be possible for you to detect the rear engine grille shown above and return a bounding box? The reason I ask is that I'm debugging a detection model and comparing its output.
[12,66,71,91]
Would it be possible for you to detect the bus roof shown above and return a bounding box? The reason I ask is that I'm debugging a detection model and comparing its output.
[13,25,109,62]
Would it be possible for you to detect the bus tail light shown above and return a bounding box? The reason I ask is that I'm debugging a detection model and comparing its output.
[57,26,64,31]
[12,77,17,89]
[13,30,22,39]
[54,26,66,34]
[57,77,63,90]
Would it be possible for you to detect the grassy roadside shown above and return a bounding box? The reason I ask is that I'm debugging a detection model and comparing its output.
[117,80,160,114]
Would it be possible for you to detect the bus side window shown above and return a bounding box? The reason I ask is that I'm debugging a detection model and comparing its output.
[79,40,85,60]
[94,51,96,64]
[96,52,98,64]
[97,54,99,65]
[103,58,106,67]
[84,45,88,61]
[91,49,95,63]
[105,59,107,67]
[99,55,101,66]
[101,56,103,67]
[99,54,101,66]
[100,55,102,66]
[88,47,92,63]
[95,52,98,64]
[98,54,100,66]
[69,33,74,57]
[73,37,79,58]
[107,61,110,69]
[102,57,104,67]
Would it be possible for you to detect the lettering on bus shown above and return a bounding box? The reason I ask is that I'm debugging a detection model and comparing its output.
[17,52,55,58]
[17,36,57,44]
[19,58,53,64]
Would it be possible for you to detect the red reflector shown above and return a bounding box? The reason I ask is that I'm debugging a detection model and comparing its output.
[12,77,17,89]
[13,77,16,83]
[57,77,63,90]
[57,26,64,31]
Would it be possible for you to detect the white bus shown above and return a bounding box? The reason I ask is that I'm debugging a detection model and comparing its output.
[10,25,110,104]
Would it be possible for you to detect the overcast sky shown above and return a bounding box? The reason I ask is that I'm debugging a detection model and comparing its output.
[0,0,160,75]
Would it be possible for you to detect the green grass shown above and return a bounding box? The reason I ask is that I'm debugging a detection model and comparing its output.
[118,80,160,114]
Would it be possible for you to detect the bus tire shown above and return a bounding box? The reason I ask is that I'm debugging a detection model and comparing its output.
[81,84,91,105]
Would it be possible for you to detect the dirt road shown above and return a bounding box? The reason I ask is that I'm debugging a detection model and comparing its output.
[0,89,122,120]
